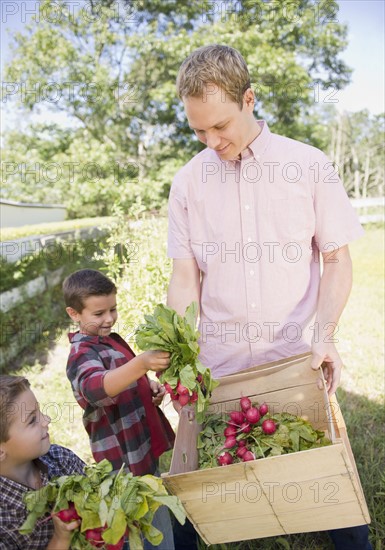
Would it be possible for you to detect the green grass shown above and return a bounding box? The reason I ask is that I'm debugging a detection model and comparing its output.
[10,222,384,549]
[0,216,114,241]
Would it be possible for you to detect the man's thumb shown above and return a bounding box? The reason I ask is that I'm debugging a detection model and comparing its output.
[311,353,323,371]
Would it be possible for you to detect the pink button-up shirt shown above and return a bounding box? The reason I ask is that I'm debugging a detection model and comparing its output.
[168,121,364,377]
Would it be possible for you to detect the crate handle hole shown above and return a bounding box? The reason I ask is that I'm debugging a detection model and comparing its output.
[182,453,188,464]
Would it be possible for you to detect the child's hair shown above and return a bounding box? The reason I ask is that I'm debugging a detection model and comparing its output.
[0,375,30,442]
[62,269,117,312]
[176,44,251,108]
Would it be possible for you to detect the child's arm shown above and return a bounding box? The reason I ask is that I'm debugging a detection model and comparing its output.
[103,350,170,397]
[46,516,80,550]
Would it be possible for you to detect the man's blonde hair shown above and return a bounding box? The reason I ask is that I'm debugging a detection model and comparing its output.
[176,44,251,108]
[0,375,30,442]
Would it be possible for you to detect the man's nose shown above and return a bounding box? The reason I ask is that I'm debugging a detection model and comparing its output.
[206,132,221,150]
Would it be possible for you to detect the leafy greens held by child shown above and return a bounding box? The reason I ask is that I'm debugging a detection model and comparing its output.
[135,302,219,423]
[20,459,186,550]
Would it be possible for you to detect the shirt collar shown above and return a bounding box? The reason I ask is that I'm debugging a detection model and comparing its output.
[248,119,271,159]
[68,331,118,345]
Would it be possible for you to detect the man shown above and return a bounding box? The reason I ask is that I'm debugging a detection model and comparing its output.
[167,45,370,549]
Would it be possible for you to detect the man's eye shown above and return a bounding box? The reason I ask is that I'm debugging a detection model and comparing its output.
[95,313,103,316]
[29,415,36,424]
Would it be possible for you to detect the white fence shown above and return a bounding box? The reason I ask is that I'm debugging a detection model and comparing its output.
[351,197,384,224]
[0,199,67,228]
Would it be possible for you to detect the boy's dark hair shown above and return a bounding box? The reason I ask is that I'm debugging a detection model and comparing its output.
[62,269,117,312]
[0,375,30,442]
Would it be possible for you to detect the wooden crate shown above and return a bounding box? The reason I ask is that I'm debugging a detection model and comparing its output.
[163,353,370,544]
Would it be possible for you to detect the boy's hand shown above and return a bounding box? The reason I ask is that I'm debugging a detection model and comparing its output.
[149,379,166,406]
[141,350,170,372]
[47,516,80,549]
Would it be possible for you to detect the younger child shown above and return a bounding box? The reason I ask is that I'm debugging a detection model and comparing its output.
[0,375,85,550]
[63,269,176,549]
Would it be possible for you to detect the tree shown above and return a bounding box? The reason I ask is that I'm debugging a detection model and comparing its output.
[328,110,385,198]
[2,0,352,216]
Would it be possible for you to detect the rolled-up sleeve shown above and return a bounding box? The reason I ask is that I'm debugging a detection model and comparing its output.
[312,151,364,251]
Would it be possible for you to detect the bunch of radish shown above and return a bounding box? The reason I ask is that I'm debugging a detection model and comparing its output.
[217,397,276,466]
[162,374,203,407]
[55,504,125,549]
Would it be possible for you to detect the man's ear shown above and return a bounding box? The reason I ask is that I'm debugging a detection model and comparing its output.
[66,307,80,323]
[243,87,255,110]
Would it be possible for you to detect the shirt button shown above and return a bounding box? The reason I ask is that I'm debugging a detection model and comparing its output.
[250,270,255,275]
[251,303,256,308]
[256,154,260,159]
[247,237,252,242]
[245,205,250,210]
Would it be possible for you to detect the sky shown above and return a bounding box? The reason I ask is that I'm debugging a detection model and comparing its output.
[0,0,384,135]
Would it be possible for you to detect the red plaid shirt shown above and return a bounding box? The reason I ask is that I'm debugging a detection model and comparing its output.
[66,332,175,475]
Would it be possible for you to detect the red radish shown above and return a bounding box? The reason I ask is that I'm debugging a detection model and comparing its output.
[262,419,277,434]
[56,502,80,522]
[245,407,260,424]
[236,446,248,458]
[242,451,255,462]
[178,393,190,406]
[196,374,203,383]
[229,411,244,425]
[238,439,246,447]
[224,426,237,437]
[259,403,269,416]
[240,396,252,412]
[189,391,198,404]
[240,422,251,433]
[170,390,179,401]
[224,436,237,449]
[217,452,233,466]
[164,382,174,394]
[106,538,125,550]
[176,382,189,395]
[85,527,104,547]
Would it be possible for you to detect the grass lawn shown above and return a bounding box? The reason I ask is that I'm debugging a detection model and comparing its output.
[10,223,384,549]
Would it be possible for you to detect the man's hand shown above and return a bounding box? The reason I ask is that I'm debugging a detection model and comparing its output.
[311,342,342,395]
[149,379,166,406]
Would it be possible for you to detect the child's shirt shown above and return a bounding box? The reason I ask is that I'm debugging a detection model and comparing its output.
[0,444,85,550]
[66,332,175,475]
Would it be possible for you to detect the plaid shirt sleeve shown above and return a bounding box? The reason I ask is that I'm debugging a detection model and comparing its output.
[67,338,121,408]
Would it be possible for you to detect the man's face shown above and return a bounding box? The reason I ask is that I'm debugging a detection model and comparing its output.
[183,85,257,161]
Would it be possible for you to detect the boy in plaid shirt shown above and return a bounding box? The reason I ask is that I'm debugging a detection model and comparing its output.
[63,269,176,549]
[0,375,85,550]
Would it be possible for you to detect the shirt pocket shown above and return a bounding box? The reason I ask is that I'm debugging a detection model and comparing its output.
[267,197,315,242]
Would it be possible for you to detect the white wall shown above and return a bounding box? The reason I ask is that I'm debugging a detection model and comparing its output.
[0,199,67,228]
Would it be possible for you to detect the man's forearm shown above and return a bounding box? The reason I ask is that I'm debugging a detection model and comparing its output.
[314,245,353,341]
[167,278,200,316]
[167,258,201,316]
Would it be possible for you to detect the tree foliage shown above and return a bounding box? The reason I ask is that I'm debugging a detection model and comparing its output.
[2,0,359,216]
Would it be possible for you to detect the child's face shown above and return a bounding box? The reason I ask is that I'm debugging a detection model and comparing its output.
[71,293,118,337]
[1,389,51,464]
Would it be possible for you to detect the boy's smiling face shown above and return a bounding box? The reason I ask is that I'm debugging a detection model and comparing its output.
[1,389,51,464]
[67,292,118,337]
